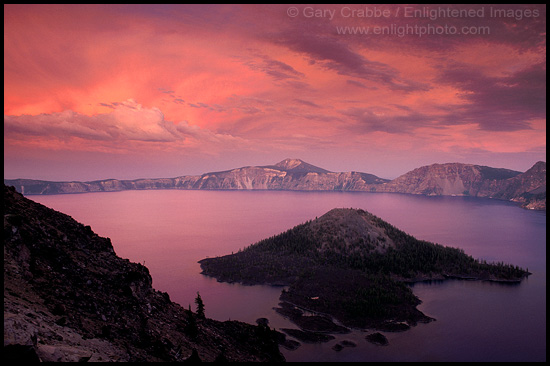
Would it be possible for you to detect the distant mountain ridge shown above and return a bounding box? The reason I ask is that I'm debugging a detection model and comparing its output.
[4,159,545,210]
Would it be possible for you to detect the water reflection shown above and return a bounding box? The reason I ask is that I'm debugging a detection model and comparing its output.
[31,190,546,362]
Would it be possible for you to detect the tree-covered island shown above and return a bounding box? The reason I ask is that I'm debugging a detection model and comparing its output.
[199,208,530,335]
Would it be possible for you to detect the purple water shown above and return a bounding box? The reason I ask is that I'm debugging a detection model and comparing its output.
[31,190,546,361]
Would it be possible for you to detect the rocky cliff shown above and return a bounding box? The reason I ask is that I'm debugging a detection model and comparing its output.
[375,161,546,209]
[4,159,545,209]
[375,163,520,196]
[4,159,389,194]
[3,185,285,362]
[496,161,546,210]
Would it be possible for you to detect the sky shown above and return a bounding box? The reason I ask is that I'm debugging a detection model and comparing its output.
[4,4,546,181]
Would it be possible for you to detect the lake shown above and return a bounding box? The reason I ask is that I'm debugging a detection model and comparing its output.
[31,190,546,362]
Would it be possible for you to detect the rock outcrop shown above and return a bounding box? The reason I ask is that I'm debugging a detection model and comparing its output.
[3,185,284,362]
[496,161,546,209]
[375,163,521,196]
[376,161,545,209]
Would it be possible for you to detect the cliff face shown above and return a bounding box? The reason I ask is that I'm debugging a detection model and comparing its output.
[4,159,545,209]
[4,159,389,194]
[192,169,387,191]
[376,163,520,196]
[375,161,546,209]
[496,161,546,209]
[3,185,284,362]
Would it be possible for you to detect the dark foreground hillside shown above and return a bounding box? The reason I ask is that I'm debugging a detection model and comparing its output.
[3,185,285,362]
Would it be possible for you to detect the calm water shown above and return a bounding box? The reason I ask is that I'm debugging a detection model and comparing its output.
[31,190,546,362]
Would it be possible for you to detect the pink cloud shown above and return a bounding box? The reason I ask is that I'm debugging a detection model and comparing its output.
[3,4,546,180]
[4,99,247,156]
[5,100,178,142]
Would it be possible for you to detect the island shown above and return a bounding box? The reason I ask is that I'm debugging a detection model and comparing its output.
[199,208,530,339]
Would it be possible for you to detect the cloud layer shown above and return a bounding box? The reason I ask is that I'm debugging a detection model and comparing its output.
[4,4,546,180]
